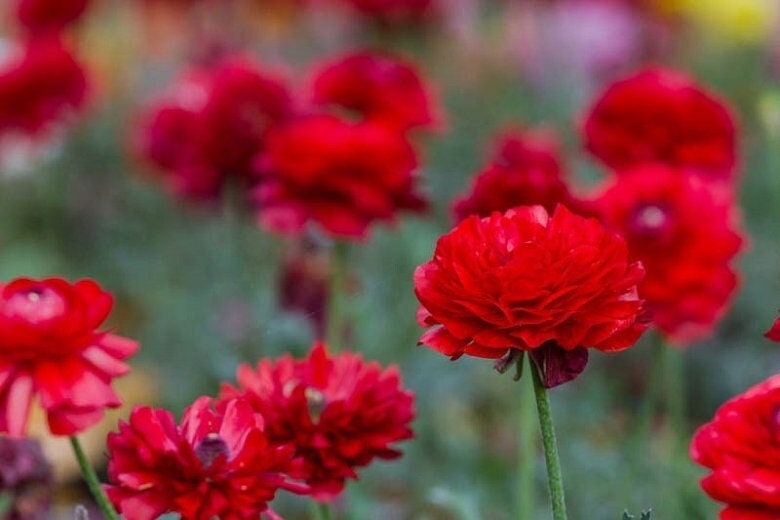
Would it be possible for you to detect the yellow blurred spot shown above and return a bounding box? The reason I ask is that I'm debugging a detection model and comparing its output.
[677,0,778,45]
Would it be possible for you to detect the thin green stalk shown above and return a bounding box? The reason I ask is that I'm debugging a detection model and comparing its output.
[517,356,536,520]
[530,362,567,520]
[312,502,335,520]
[325,241,349,350]
[664,344,687,518]
[69,436,119,520]
[634,334,666,444]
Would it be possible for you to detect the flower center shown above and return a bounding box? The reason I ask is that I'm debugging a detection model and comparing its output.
[195,434,229,469]
[629,204,674,245]
[306,387,326,421]
[4,286,66,325]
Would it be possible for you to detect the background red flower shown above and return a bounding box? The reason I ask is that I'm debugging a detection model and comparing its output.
[13,0,91,34]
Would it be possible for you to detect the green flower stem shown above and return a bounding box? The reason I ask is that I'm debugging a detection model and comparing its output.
[664,343,687,518]
[69,436,120,520]
[325,241,349,350]
[530,362,567,520]
[517,356,536,520]
[634,334,666,443]
[312,502,335,520]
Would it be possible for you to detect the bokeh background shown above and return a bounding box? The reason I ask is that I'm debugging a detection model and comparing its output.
[2,0,780,518]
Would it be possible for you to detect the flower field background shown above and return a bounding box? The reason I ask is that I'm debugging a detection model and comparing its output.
[1,0,780,518]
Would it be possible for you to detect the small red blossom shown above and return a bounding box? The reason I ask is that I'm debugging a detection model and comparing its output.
[452,127,571,221]
[0,37,88,136]
[13,0,91,34]
[340,0,437,24]
[106,397,301,520]
[691,374,780,519]
[593,165,744,343]
[0,278,138,436]
[220,342,415,501]
[311,50,442,131]
[765,315,780,342]
[253,114,427,239]
[582,67,737,179]
[415,205,647,364]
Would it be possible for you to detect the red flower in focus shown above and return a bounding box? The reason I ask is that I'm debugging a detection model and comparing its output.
[220,342,415,501]
[582,67,737,179]
[134,58,292,201]
[593,165,744,343]
[311,50,442,131]
[0,37,88,136]
[0,278,138,436]
[106,397,301,520]
[691,374,780,519]
[765,315,780,342]
[415,205,647,363]
[452,127,571,221]
[340,0,437,23]
[13,0,90,34]
[253,114,427,239]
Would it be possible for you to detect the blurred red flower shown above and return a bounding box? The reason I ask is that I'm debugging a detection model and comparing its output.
[106,397,301,520]
[765,315,780,341]
[0,37,88,136]
[253,114,427,239]
[582,67,737,179]
[220,342,415,501]
[593,165,744,343]
[311,50,442,131]
[134,58,292,201]
[691,374,780,519]
[13,0,90,34]
[339,0,437,23]
[0,278,138,436]
[415,205,647,362]
[452,127,571,221]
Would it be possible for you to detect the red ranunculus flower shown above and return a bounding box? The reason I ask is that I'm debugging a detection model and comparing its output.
[252,114,427,239]
[765,315,780,342]
[582,67,737,179]
[452,127,571,221]
[311,50,442,131]
[340,0,437,23]
[106,396,302,520]
[691,374,780,519]
[593,165,744,343]
[0,278,138,436]
[0,37,88,136]
[134,58,292,201]
[13,0,91,34]
[220,342,415,501]
[415,205,647,363]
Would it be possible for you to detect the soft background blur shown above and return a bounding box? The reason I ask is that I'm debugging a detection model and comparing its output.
[2,0,780,518]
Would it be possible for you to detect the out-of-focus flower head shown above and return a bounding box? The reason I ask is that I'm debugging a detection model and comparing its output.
[106,396,302,520]
[0,436,52,520]
[278,238,330,338]
[0,278,138,436]
[452,127,571,221]
[582,67,737,180]
[220,342,415,501]
[338,0,438,24]
[252,113,427,240]
[691,374,780,519]
[415,205,648,386]
[593,165,744,344]
[311,49,443,132]
[12,0,91,35]
[134,57,293,201]
[0,37,88,137]
[764,314,780,342]
[667,0,778,46]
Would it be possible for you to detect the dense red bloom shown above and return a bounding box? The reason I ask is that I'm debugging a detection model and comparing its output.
[0,278,138,436]
[339,0,437,23]
[134,58,292,200]
[311,50,442,131]
[415,205,647,362]
[582,67,737,179]
[106,397,300,520]
[593,165,743,343]
[253,114,427,239]
[452,128,571,221]
[13,0,90,34]
[691,374,780,519]
[765,315,780,341]
[0,38,88,136]
[220,342,415,501]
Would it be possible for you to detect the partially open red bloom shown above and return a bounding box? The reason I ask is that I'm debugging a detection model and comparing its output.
[134,58,292,201]
[339,0,437,23]
[415,205,647,361]
[0,278,138,436]
[253,114,427,239]
[583,67,737,179]
[0,37,88,136]
[106,397,300,520]
[13,0,91,34]
[311,50,442,131]
[691,374,780,519]
[593,165,744,343]
[765,315,780,342]
[453,127,571,221]
[220,342,415,501]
